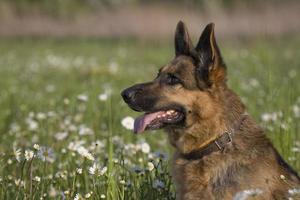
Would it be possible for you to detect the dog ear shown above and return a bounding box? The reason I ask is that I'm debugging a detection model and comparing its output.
[174,21,194,57]
[195,23,226,88]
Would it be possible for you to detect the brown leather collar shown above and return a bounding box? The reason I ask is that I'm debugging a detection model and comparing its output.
[181,114,248,160]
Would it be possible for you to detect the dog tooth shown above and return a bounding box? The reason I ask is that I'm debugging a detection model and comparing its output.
[162,114,166,117]
[157,115,161,118]
[170,110,175,113]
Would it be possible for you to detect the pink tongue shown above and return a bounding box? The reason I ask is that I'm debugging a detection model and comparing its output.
[134,111,165,134]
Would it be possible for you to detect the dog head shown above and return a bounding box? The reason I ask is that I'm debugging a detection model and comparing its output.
[121,21,232,135]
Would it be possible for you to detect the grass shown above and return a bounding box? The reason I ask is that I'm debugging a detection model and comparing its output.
[0,36,299,199]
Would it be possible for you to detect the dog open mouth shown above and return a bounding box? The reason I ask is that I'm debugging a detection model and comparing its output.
[134,109,184,133]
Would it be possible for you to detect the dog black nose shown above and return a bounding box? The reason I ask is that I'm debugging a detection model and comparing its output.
[121,88,136,103]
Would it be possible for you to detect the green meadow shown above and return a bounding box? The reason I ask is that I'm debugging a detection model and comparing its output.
[0,37,299,199]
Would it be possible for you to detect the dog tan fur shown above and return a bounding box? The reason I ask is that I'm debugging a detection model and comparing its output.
[121,21,300,199]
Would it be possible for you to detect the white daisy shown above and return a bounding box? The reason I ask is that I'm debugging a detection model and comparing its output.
[36,112,46,120]
[137,140,151,154]
[76,168,83,175]
[78,125,94,135]
[77,146,94,161]
[33,176,41,182]
[121,116,134,130]
[293,105,300,118]
[89,163,107,176]
[33,144,40,151]
[74,193,81,200]
[48,186,57,197]
[98,93,108,101]
[108,61,119,74]
[233,188,263,200]
[289,188,300,195]
[147,162,155,171]
[26,118,38,131]
[84,192,91,198]
[24,150,34,161]
[261,112,277,122]
[54,132,68,141]
[77,94,88,102]
[13,148,22,162]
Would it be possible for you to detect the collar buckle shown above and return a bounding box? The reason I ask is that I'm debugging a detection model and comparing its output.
[181,115,247,160]
[214,131,233,151]
[225,131,233,143]
[214,140,222,150]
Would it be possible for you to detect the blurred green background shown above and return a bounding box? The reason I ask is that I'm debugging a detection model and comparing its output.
[0,0,299,16]
[0,1,299,199]
[1,0,300,39]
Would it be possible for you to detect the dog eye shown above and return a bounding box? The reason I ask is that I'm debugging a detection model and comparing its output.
[166,74,181,85]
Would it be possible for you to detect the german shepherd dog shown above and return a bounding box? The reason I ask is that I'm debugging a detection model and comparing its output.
[121,21,300,199]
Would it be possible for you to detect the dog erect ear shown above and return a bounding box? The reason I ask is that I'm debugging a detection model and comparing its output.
[195,23,226,88]
[174,21,194,56]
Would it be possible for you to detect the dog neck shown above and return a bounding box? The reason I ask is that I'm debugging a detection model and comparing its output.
[166,111,247,156]
[179,114,248,160]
